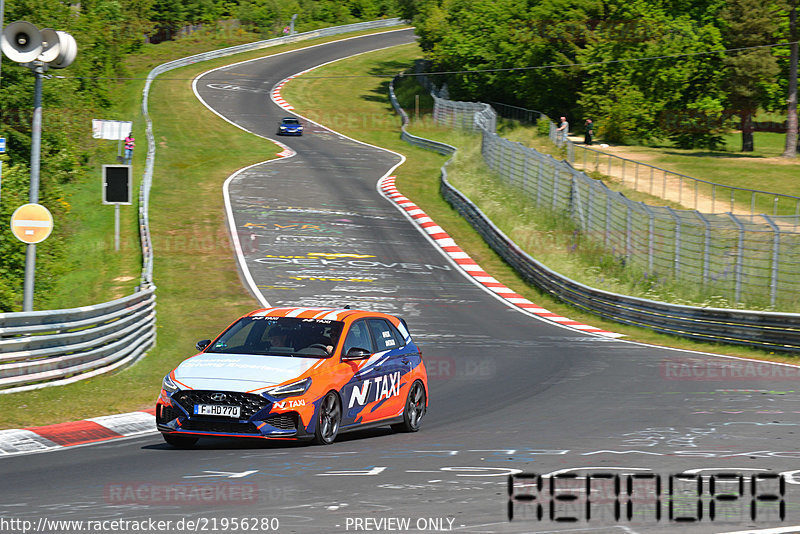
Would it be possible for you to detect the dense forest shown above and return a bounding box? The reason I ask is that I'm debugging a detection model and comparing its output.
[400,0,798,150]
[0,0,400,311]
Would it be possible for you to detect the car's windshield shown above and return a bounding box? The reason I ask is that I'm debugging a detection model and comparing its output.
[206,316,343,357]
[282,118,300,125]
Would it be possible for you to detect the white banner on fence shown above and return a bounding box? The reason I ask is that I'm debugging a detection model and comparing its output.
[92,120,133,140]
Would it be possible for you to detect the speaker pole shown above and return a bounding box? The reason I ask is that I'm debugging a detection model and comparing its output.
[22,63,43,311]
[0,0,5,89]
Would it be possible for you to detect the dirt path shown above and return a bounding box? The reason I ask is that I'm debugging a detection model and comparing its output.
[565,137,800,221]
[566,136,761,215]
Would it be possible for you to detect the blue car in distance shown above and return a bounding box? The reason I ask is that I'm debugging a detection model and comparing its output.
[277,117,303,136]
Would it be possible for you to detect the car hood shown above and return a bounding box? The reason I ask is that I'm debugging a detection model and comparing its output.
[173,353,323,392]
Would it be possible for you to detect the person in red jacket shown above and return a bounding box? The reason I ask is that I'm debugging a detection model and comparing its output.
[124,133,135,164]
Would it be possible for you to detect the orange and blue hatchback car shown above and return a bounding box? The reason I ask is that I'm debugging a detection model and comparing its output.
[156,307,428,446]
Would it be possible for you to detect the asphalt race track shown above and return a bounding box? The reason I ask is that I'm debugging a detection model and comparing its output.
[3,29,800,534]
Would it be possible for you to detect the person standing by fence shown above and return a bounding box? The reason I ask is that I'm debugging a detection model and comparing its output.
[124,133,135,164]
[584,118,594,145]
[556,116,569,146]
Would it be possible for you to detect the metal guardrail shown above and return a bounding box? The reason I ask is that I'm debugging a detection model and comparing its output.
[0,288,156,392]
[0,19,406,394]
[390,75,800,353]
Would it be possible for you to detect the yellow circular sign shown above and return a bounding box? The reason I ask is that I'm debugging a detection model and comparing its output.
[10,203,54,244]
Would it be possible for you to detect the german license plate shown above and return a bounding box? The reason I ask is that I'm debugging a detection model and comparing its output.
[194,404,241,418]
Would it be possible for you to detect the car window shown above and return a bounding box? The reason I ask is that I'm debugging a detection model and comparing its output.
[367,319,404,351]
[342,320,374,355]
[207,317,343,357]
[208,319,260,353]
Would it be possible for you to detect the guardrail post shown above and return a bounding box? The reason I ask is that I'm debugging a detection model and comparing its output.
[587,180,595,234]
[641,204,656,274]
[666,207,681,279]
[522,153,529,194]
[712,184,716,212]
[552,164,559,210]
[762,214,781,307]
[695,211,711,288]
[504,141,512,185]
[625,201,633,258]
[728,212,745,303]
[571,175,587,231]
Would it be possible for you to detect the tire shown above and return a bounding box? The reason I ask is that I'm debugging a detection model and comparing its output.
[392,380,426,433]
[162,433,198,449]
[314,392,341,445]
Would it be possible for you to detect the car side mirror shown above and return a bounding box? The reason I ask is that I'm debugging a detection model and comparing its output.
[196,339,211,351]
[343,347,371,360]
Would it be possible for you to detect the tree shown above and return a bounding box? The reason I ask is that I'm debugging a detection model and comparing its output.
[782,0,798,158]
[578,9,726,147]
[720,0,780,152]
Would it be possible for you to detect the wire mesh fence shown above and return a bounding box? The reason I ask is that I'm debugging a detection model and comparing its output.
[428,94,800,309]
[541,123,800,218]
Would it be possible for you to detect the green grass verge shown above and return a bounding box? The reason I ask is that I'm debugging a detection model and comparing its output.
[0,26,411,429]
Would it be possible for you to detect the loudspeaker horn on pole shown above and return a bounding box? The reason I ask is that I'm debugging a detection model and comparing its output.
[38,28,61,63]
[49,31,76,69]
[1,21,42,63]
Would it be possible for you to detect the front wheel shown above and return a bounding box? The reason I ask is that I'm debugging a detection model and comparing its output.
[162,433,198,449]
[314,392,341,445]
[392,380,426,433]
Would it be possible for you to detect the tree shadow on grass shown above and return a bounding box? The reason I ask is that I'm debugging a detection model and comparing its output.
[662,150,769,159]
[360,59,416,105]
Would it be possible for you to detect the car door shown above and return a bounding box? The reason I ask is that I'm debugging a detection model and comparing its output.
[339,319,378,426]
[365,318,409,417]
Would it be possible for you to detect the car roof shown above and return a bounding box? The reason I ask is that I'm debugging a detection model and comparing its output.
[281,117,299,121]
[244,307,397,323]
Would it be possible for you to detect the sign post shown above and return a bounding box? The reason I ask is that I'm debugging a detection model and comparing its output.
[11,203,53,244]
[11,203,54,310]
[102,164,131,251]
[92,119,132,162]
[0,136,5,205]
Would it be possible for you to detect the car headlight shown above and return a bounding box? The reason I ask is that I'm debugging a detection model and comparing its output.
[162,374,180,393]
[266,378,310,398]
